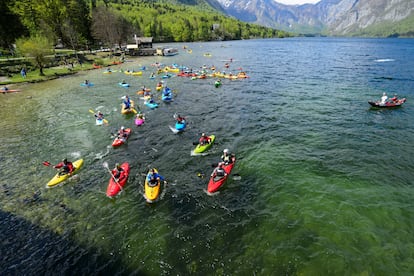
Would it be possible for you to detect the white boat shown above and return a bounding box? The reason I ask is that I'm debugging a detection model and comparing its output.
[157,47,179,56]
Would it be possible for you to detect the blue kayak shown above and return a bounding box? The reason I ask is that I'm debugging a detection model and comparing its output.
[162,87,173,102]
[175,121,186,131]
[145,101,159,109]
[119,82,130,88]
[81,82,94,87]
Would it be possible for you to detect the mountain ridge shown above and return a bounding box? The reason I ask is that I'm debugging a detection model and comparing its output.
[213,0,414,36]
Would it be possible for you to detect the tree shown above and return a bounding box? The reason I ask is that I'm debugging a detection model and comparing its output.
[91,6,131,48]
[16,35,53,76]
[0,0,27,49]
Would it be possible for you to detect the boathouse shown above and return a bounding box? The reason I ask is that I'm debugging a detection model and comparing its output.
[126,35,156,56]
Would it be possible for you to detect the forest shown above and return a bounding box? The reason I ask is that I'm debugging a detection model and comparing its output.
[0,0,290,54]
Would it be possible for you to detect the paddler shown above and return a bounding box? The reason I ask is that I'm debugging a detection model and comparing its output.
[211,162,226,178]
[221,149,234,165]
[54,158,74,175]
[199,133,211,145]
[112,163,124,181]
[147,169,165,186]
[123,95,131,110]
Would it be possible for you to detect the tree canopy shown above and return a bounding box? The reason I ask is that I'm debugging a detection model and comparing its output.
[1,0,290,52]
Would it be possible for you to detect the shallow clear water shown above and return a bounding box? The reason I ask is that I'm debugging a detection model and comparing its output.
[1,37,414,274]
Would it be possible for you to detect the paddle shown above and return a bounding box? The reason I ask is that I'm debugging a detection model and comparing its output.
[42,161,53,167]
[102,162,124,193]
[89,109,109,124]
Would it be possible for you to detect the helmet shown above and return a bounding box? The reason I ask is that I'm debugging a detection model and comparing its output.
[202,133,205,136]
[121,126,125,130]
[223,149,229,153]
[62,158,67,163]
[115,163,120,168]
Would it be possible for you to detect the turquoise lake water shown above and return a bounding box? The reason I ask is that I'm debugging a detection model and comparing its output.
[0,37,413,275]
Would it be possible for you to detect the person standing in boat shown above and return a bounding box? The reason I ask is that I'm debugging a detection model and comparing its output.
[380,92,388,104]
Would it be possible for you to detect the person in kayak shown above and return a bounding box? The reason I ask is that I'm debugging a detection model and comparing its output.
[147,169,165,186]
[95,111,104,120]
[117,126,128,140]
[136,112,145,120]
[199,133,211,145]
[221,149,234,165]
[390,94,399,103]
[84,80,89,85]
[211,162,226,178]
[123,95,131,109]
[112,163,124,181]
[176,114,186,124]
[54,158,74,175]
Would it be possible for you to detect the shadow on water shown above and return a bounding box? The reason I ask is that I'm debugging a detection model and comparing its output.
[0,209,140,275]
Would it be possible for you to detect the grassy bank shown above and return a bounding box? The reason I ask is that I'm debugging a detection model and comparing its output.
[0,51,127,86]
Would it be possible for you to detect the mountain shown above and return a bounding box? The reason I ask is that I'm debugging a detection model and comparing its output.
[214,0,414,36]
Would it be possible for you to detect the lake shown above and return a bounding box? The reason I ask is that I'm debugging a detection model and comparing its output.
[0,37,413,275]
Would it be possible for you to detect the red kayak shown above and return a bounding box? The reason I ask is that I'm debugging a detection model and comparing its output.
[106,162,130,197]
[207,156,236,193]
[1,89,20,94]
[112,128,132,147]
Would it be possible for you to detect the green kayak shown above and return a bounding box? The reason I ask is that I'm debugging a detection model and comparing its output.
[194,135,215,153]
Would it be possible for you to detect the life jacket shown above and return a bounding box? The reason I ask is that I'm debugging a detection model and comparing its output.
[222,154,231,163]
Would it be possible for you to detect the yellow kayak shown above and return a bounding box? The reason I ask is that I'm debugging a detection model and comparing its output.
[121,99,137,114]
[47,159,84,187]
[144,168,161,203]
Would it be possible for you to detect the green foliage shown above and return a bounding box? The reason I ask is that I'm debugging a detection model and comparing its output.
[108,0,290,42]
[15,35,54,76]
[347,14,414,37]
[3,0,289,52]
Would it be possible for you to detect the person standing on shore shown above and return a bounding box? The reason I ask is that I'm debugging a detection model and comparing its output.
[21,68,27,78]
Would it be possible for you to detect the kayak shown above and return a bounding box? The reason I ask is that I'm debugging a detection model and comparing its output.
[106,162,130,198]
[112,128,132,147]
[145,100,159,109]
[194,135,215,154]
[1,89,20,93]
[121,100,137,114]
[135,117,145,126]
[207,156,236,193]
[169,120,186,134]
[81,82,94,87]
[47,159,84,187]
[136,88,151,95]
[162,87,173,102]
[124,71,142,76]
[119,82,130,88]
[175,121,186,131]
[368,98,406,108]
[144,168,161,203]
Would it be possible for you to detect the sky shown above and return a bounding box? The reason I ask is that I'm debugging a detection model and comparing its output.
[275,0,320,5]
